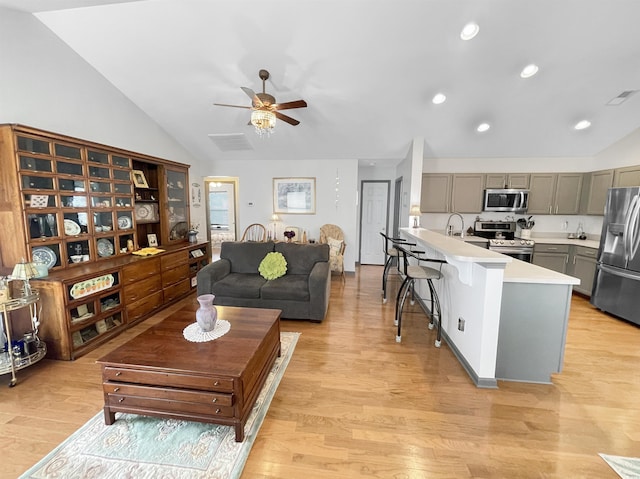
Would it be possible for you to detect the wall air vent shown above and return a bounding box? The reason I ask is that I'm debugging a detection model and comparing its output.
[606,90,638,106]
[208,133,253,151]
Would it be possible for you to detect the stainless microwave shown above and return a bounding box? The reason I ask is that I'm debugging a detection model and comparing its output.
[483,189,529,213]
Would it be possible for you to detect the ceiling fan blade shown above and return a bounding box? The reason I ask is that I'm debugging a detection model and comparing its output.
[241,87,264,108]
[213,103,251,109]
[273,99,307,111]
[274,111,300,126]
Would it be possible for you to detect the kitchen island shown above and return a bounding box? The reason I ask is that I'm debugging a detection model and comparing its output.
[400,228,579,387]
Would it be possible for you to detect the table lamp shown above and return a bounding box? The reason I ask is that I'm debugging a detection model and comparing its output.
[11,258,38,297]
[270,213,281,240]
[410,205,422,228]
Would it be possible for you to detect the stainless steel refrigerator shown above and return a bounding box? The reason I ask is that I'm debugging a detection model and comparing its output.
[591,187,640,325]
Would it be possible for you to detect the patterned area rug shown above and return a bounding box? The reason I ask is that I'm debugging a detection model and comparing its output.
[20,332,300,479]
[600,454,640,479]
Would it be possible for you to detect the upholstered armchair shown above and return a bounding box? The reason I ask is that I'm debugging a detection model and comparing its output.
[319,224,345,279]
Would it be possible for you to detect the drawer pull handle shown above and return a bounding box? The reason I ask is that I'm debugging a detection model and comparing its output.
[215,408,221,414]
[113,387,120,392]
[213,381,219,386]
[115,372,122,376]
[118,398,125,403]
[212,398,217,403]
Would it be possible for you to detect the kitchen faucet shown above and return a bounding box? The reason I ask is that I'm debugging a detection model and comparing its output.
[445,212,465,238]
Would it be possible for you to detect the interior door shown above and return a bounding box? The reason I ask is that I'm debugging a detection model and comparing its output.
[359,180,389,265]
[205,178,238,256]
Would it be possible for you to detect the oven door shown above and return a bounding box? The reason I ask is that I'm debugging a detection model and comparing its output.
[489,246,533,263]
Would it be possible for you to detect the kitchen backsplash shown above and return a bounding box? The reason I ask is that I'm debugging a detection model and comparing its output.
[421,212,603,239]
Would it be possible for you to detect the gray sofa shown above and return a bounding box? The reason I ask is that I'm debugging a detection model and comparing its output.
[196,241,331,322]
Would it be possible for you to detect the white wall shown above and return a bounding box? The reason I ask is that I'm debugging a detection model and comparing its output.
[0,7,197,165]
[210,159,359,272]
[595,126,640,169]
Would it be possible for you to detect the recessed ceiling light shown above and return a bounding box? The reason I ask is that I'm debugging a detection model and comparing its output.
[460,22,479,40]
[520,64,539,78]
[477,122,490,133]
[432,93,447,104]
[574,120,591,130]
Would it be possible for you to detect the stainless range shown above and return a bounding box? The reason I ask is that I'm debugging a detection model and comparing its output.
[474,220,535,263]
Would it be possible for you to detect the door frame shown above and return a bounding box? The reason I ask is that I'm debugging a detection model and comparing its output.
[204,177,239,243]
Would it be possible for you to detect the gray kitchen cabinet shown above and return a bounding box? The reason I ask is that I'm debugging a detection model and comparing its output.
[533,243,570,274]
[569,245,597,296]
[485,173,530,189]
[580,169,614,215]
[421,173,451,213]
[451,174,484,213]
[528,173,582,215]
[613,165,640,187]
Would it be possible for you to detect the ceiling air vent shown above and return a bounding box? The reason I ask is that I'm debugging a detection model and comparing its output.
[208,133,253,151]
[606,90,638,106]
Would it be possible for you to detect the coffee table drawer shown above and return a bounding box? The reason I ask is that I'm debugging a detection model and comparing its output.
[105,393,234,418]
[102,367,234,392]
[103,382,233,406]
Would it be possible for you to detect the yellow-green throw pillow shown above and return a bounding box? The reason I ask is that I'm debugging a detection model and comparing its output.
[259,252,287,280]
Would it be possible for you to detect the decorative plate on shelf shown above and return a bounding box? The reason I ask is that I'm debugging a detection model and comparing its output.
[134,203,159,222]
[63,219,81,235]
[97,238,115,257]
[170,221,188,240]
[32,246,57,270]
[117,216,132,229]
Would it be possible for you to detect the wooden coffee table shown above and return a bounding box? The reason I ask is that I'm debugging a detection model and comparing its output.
[97,305,281,442]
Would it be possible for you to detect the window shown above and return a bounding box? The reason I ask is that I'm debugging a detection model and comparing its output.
[209,191,229,227]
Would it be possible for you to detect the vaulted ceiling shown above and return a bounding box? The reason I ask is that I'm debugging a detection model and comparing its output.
[3,0,640,166]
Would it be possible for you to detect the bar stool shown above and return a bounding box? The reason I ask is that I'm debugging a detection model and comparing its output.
[394,245,446,347]
[379,232,415,303]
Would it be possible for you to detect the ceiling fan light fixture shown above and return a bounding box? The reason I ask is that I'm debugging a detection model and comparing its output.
[251,109,276,137]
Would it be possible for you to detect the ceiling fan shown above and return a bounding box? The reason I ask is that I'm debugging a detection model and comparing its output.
[214,69,307,129]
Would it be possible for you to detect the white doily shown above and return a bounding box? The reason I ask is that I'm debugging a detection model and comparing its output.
[183,319,231,343]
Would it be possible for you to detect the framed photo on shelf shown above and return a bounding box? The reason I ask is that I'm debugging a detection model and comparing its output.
[132,170,149,188]
[273,177,316,214]
[147,234,158,247]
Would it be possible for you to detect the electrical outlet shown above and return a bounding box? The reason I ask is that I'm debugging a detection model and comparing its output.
[458,317,465,332]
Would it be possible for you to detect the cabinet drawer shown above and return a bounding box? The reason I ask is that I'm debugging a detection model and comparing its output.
[163,278,190,303]
[104,393,234,418]
[123,258,161,284]
[103,382,233,406]
[124,275,161,303]
[126,290,163,323]
[575,245,598,258]
[102,366,234,392]
[162,264,189,288]
[161,251,188,271]
[534,243,570,254]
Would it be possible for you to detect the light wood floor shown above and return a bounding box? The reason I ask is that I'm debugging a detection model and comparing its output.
[1,265,638,478]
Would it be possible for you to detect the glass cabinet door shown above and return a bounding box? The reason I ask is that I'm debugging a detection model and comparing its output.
[165,168,188,242]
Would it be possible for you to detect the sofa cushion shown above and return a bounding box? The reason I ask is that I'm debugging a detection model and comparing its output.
[258,252,287,280]
[211,273,266,299]
[221,241,275,273]
[275,242,329,275]
[261,274,310,301]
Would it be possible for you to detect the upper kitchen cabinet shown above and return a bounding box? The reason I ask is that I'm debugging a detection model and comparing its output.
[421,173,451,213]
[528,173,583,215]
[485,173,530,189]
[613,165,640,187]
[580,169,614,215]
[451,174,484,213]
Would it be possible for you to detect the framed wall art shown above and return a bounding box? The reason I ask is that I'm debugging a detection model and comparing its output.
[273,177,316,214]
[132,169,149,188]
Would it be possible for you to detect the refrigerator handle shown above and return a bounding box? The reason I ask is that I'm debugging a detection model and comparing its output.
[599,263,640,282]
[623,194,638,264]
[629,194,640,260]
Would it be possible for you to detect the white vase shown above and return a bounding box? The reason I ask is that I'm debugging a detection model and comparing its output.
[195,294,217,332]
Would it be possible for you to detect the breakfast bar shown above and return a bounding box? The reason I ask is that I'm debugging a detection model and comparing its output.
[400,228,579,387]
